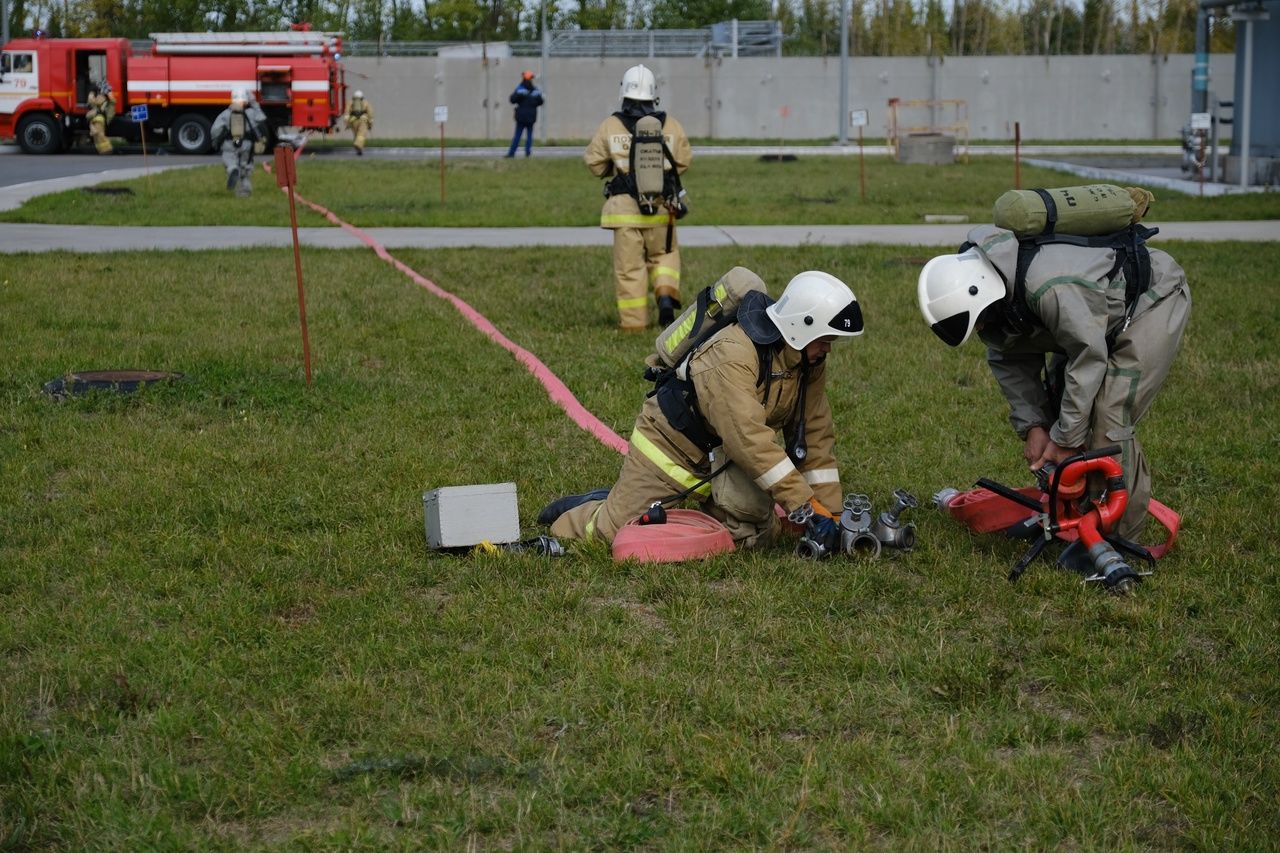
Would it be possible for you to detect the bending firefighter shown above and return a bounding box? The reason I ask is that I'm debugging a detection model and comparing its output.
[211,90,268,197]
[540,268,865,549]
[585,64,692,331]
[917,207,1191,540]
[344,89,374,155]
[86,81,116,155]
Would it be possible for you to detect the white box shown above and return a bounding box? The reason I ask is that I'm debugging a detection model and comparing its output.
[423,483,520,549]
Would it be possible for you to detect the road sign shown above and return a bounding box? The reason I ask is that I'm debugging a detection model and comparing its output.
[130,104,149,123]
[1190,112,1211,131]
[434,105,448,124]
[850,108,869,127]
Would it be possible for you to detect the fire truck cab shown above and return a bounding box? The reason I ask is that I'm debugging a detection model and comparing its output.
[0,30,346,154]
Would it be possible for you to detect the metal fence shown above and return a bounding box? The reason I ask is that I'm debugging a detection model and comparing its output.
[339,20,782,58]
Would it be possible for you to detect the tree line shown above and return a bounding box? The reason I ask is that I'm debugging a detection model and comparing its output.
[8,0,1234,55]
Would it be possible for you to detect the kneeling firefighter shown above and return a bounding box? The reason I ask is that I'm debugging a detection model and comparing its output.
[540,267,865,550]
[584,64,692,331]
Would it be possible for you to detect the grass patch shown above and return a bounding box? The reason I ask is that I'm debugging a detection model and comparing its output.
[6,155,1278,228]
[1,241,1277,847]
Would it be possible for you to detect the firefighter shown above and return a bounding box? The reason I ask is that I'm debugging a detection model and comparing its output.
[344,89,374,155]
[539,268,865,549]
[85,81,116,155]
[506,71,543,158]
[211,89,268,198]
[584,64,692,331]
[917,225,1192,540]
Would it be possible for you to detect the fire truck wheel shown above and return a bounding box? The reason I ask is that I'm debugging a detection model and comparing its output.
[171,114,212,155]
[17,114,62,155]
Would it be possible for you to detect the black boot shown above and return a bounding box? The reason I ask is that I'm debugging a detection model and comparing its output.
[537,488,610,526]
[657,295,680,327]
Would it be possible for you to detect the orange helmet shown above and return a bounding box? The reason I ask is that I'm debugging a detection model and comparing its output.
[521,70,535,81]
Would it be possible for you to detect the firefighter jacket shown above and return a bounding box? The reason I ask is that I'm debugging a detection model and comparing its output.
[584,112,691,230]
[509,81,543,125]
[635,323,842,515]
[86,91,115,123]
[969,224,1190,449]
[344,96,374,125]
[211,101,268,149]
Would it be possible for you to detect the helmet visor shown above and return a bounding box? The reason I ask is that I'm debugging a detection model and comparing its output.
[827,300,864,335]
[930,312,970,347]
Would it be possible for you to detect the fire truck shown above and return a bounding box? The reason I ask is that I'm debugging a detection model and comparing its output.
[0,30,346,154]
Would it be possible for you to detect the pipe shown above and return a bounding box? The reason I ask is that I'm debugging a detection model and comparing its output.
[1193,3,1212,113]
[838,0,849,145]
[154,44,326,55]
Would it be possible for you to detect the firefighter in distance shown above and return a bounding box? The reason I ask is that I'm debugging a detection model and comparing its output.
[344,89,374,155]
[211,89,268,197]
[584,64,691,331]
[85,81,116,155]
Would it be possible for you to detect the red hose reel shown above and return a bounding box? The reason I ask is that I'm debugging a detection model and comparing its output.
[938,445,1180,592]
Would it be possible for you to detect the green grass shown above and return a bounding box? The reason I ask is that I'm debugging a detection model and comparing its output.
[2,241,1277,847]
[6,155,1278,228]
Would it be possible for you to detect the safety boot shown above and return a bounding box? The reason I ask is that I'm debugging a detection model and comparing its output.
[657,295,680,327]
[537,489,610,526]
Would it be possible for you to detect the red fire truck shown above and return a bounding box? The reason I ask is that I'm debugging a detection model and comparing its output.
[0,30,346,154]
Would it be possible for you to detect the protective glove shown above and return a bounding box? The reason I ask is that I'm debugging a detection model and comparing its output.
[807,513,839,553]
[674,189,690,220]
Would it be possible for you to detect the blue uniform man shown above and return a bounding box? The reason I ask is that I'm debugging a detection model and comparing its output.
[506,71,544,158]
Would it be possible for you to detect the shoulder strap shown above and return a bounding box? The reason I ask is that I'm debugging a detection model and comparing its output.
[1032,188,1059,235]
[1009,223,1159,335]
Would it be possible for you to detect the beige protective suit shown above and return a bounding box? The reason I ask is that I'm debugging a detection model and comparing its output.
[551,323,843,548]
[969,224,1192,539]
[86,90,115,155]
[344,95,374,154]
[584,112,692,330]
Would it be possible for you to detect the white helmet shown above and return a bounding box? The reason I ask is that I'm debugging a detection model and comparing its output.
[353,90,364,99]
[917,248,1005,347]
[766,271,864,350]
[620,64,657,103]
[231,88,248,105]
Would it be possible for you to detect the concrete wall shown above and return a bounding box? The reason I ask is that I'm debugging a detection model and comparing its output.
[345,53,1237,142]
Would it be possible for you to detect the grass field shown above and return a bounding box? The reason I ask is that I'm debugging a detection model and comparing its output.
[2,236,1278,847]
[5,154,1279,228]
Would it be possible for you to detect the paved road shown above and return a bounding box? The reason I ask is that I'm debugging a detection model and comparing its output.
[2,220,1277,254]
[2,142,1274,253]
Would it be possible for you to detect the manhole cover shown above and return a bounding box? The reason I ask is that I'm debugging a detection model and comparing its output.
[82,186,135,196]
[43,370,183,398]
[758,154,798,163]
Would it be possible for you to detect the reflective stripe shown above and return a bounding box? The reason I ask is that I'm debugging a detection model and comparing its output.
[803,468,840,485]
[649,265,681,283]
[585,507,599,540]
[632,431,711,497]
[661,280,725,358]
[617,296,648,310]
[601,213,668,227]
[755,457,797,490]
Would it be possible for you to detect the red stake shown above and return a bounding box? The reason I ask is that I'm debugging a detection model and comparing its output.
[858,125,866,202]
[1014,121,1021,189]
[275,145,312,386]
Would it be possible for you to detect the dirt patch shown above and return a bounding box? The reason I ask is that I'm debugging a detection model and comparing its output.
[586,596,668,633]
